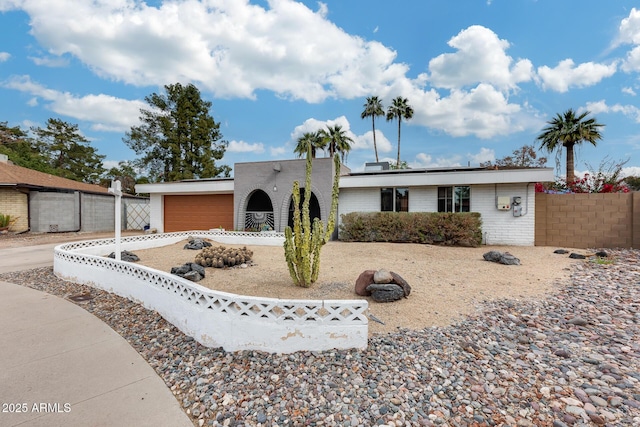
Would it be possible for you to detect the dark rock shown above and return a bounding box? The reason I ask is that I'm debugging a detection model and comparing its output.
[569,253,586,259]
[483,250,520,265]
[108,250,140,262]
[184,237,213,250]
[366,283,404,302]
[171,264,191,275]
[390,271,411,297]
[554,249,569,254]
[355,270,376,296]
[189,263,206,277]
[183,270,203,282]
[594,250,607,258]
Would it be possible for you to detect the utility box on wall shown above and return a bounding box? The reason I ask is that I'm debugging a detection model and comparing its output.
[496,196,511,210]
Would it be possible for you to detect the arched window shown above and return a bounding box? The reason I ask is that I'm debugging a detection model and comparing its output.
[288,189,321,229]
[245,190,275,231]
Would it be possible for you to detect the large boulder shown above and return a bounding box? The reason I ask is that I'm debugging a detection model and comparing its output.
[355,270,376,296]
[366,284,404,303]
[390,271,411,297]
[483,250,520,265]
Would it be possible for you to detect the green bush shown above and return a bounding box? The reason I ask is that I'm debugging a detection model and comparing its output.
[339,212,482,246]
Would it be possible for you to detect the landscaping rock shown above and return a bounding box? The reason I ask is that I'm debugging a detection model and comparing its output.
[554,249,569,254]
[354,270,376,296]
[184,237,212,250]
[483,250,521,265]
[171,262,206,282]
[390,271,411,297]
[366,283,404,302]
[373,269,393,284]
[108,250,140,262]
[569,253,586,259]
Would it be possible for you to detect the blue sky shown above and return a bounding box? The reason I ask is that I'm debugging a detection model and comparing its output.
[1,0,640,178]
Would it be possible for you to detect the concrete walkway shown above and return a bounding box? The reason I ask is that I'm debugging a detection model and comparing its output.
[0,257,192,426]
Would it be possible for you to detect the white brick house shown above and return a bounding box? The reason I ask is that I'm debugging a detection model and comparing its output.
[138,161,553,246]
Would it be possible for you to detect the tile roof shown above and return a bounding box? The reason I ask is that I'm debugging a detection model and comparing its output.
[0,160,110,194]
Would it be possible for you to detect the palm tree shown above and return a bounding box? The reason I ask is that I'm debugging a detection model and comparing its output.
[536,109,604,184]
[386,96,414,166]
[320,125,353,162]
[294,131,325,159]
[361,96,385,162]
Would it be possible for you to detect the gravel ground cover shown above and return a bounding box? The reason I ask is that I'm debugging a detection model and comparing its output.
[1,246,639,426]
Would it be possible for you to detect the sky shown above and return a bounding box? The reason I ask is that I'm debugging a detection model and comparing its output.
[1,0,640,179]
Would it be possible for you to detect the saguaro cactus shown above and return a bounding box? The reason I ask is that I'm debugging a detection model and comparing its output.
[284,146,341,287]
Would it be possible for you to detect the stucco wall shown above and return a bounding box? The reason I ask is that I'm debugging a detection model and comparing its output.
[0,188,29,232]
[338,183,535,246]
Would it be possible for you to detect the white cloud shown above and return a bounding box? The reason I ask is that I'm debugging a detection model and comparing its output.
[622,166,640,177]
[617,7,640,45]
[227,140,265,153]
[585,100,640,123]
[622,86,637,96]
[351,129,392,154]
[411,152,463,168]
[29,55,69,67]
[537,59,617,93]
[468,147,495,165]
[6,0,404,103]
[0,52,10,62]
[2,75,146,132]
[270,146,287,156]
[428,25,533,91]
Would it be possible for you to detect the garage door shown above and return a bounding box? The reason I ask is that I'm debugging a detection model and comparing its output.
[164,194,234,232]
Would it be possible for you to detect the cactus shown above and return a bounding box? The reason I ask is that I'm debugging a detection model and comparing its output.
[284,145,341,287]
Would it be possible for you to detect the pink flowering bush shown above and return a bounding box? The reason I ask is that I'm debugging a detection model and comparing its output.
[536,173,630,194]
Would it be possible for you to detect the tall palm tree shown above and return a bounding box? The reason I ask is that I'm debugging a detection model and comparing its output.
[294,131,325,159]
[320,125,353,162]
[536,109,604,184]
[386,96,414,166]
[361,96,385,162]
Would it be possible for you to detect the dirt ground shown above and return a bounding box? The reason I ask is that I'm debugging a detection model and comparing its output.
[130,238,581,335]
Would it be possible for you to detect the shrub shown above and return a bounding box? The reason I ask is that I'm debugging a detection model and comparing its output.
[339,212,482,246]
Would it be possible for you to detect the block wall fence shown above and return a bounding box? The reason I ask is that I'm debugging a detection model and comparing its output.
[535,192,638,249]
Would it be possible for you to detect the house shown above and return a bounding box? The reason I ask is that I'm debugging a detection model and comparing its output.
[137,158,553,246]
[0,154,149,233]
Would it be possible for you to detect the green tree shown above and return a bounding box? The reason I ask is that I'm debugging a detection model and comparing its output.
[361,96,385,162]
[100,161,149,194]
[320,124,353,162]
[624,176,640,191]
[294,131,325,159]
[481,144,548,168]
[386,96,414,166]
[536,109,604,184]
[124,83,231,182]
[32,118,105,183]
[0,122,52,172]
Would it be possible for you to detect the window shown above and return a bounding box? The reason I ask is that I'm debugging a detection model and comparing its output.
[438,186,470,212]
[381,187,409,212]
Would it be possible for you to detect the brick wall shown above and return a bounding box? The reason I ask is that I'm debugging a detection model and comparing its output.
[535,192,636,249]
[0,188,29,232]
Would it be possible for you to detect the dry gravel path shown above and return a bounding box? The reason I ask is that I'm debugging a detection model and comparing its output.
[0,232,638,426]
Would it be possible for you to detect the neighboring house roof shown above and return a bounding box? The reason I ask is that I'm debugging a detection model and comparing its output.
[0,159,110,194]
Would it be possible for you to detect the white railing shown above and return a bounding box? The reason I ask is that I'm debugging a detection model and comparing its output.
[53,231,368,353]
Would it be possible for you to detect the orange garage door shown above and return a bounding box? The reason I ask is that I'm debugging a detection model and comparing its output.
[164,194,234,232]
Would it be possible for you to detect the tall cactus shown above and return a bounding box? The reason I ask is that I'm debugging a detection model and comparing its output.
[284,145,341,287]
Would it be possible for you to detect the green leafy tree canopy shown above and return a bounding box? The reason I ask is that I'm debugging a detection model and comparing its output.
[32,118,105,183]
[124,82,231,182]
[361,96,385,162]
